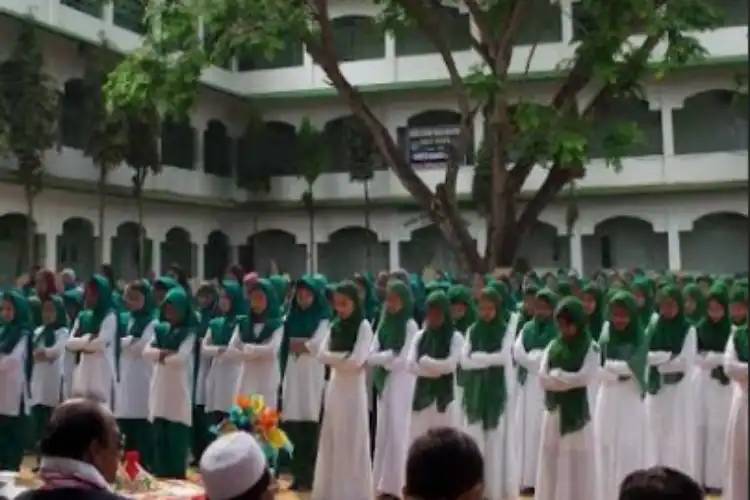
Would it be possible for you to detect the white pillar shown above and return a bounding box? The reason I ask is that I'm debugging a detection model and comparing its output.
[569,230,584,274]
[45,233,58,270]
[196,242,205,280]
[560,0,574,44]
[667,228,681,271]
[307,241,318,274]
[101,234,112,266]
[660,104,676,157]
[152,239,162,276]
[389,238,401,271]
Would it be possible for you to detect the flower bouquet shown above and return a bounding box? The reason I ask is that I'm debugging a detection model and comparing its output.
[212,394,293,471]
[115,451,157,494]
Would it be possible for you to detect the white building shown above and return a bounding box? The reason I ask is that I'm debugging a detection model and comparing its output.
[0,0,747,286]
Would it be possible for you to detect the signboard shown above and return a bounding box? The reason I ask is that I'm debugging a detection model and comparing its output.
[407,124,461,169]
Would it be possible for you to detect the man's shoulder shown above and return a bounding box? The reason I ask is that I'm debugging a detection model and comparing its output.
[14,489,129,500]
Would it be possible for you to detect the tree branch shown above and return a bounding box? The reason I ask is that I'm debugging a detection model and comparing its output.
[494,0,529,74]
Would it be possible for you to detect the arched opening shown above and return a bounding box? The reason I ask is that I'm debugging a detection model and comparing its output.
[0,213,38,286]
[680,212,748,273]
[586,96,663,158]
[111,222,152,280]
[244,230,306,278]
[204,230,231,280]
[60,78,87,150]
[58,217,96,279]
[673,89,748,154]
[203,120,233,177]
[399,110,474,169]
[161,227,195,278]
[582,216,668,272]
[161,116,196,170]
[400,224,466,277]
[518,221,570,272]
[318,227,388,281]
[331,16,385,62]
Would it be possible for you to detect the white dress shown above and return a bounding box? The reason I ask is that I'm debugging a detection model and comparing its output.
[644,326,697,476]
[691,346,733,488]
[30,326,69,408]
[114,320,156,419]
[368,318,419,498]
[232,323,283,408]
[202,329,243,414]
[407,330,464,444]
[312,320,374,500]
[594,323,648,500]
[0,334,29,417]
[460,324,518,500]
[143,333,195,426]
[282,319,329,421]
[512,333,548,489]
[722,331,748,500]
[67,312,117,406]
[535,343,600,500]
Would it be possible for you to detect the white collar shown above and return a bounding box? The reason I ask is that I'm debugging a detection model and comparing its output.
[39,457,113,491]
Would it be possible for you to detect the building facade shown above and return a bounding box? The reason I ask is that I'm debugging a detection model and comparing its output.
[0,0,747,285]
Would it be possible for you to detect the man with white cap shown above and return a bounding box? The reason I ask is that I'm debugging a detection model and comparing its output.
[199,432,274,500]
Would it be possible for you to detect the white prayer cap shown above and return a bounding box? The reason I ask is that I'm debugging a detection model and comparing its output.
[199,431,268,500]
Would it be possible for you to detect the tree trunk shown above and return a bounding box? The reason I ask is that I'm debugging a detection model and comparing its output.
[434,184,485,275]
[307,196,315,274]
[97,168,107,268]
[24,186,36,271]
[363,180,372,274]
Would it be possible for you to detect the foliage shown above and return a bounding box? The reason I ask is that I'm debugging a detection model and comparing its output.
[296,118,327,209]
[97,0,724,271]
[343,117,378,182]
[0,21,60,196]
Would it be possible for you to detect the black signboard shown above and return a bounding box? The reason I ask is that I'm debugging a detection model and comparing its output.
[407,124,462,168]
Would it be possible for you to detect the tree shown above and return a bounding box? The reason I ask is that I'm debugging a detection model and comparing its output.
[0,21,60,270]
[98,0,722,273]
[80,41,129,268]
[296,118,328,273]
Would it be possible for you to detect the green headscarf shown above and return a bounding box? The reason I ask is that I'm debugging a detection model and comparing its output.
[582,282,605,341]
[517,288,559,385]
[696,284,731,385]
[412,291,455,413]
[328,281,364,353]
[208,280,247,347]
[516,284,539,336]
[447,284,476,335]
[78,274,115,336]
[372,279,413,395]
[35,295,68,348]
[729,284,748,326]
[544,297,592,436]
[631,277,655,327]
[733,324,748,363]
[0,290,33,389]
[153,287,195,351]
[195,282,219,337]
[354,274,380,323]
[241,278,283,345]
[61,288,84,323]
[683,283,706,326]
[267,275,290,315]
[125,280,156,339]
[646,284,691,394]
[462,287,508,430]
[488,279,514,323]
[598,291,648,396]
[153,276,179,305]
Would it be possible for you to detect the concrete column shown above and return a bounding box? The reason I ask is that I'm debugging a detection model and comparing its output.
[569,230,584,274]
[667,227,681,271]
[389,238,401,271]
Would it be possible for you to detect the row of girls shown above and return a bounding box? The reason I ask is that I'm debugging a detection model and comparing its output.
[0,266,748,499]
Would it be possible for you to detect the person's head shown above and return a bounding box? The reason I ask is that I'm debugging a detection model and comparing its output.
[705,284,729,323]
[99,264,116,291]
[295,282,315,309]
[608,291,639,332]
[424,291,451,330]
[404,427,484,500]
[332,281,360,320]
[39,397,122,484]
[84,274,112,310]
[618,466,704,500]
[196,282,219,310]
[657,285,683,320]
[160,287,191,326]
[124,280,149,313]
[477,288,499,322]
[200,432,274,500]
[555,296,586,342]
[42,296,67,328]
[35,268,58,298]
[384,279,412,315]
[534,288,558,321]
[61,268,76,288]
[729,285,748,325]
[225,264,245,284]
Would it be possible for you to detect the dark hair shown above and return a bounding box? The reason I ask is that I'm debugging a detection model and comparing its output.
[404,427,483,500]
[39,399,112,461]
[227,264,245,284]
[100,264,116,290]
[619,466,704,500]
[169,264,192,295]
[208,469,271,500]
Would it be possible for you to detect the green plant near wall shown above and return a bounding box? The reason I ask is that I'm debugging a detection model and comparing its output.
[296,118,328,273]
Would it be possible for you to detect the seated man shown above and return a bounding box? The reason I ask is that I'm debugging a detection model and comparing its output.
[619,466,705,500]
[200,432,275,500]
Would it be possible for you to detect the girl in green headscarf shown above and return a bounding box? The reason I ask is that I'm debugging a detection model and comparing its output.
[407,291,462,445]
[313,281,374,500]
[581,282,605,341]
[115,279,158,471]
[60,288,83,400]
[202,281,247,423]
[143,286,197,479]
[0,290,33,471]
[191,281,219,464]
[512,288,558,494]
[728,283,748,326]
[693,284,733,493]
[595,291,649,500]
[535,296,599,500]
[683,283,707,326]
[234,278,284,408]
[447,284,476,421]
[367,279,418,500]
[460,287,518,500]
[631,277,657,329]
[515,284,538,337]
[66,274,118,406]
[644,284,698,476]
[30,295,69,464]
[281,275,331,492]
[723,322,748,500]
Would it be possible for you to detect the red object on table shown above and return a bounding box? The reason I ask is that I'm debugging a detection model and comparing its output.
[123,451,141,481]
